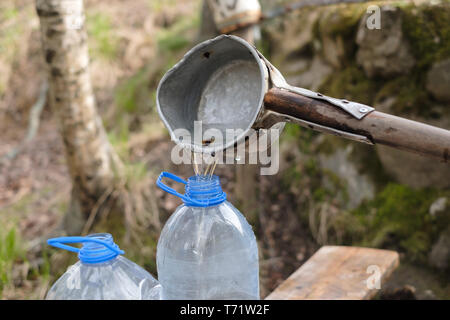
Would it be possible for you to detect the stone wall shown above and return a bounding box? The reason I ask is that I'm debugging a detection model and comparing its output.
[263,0,450,191]
[261,0,450,276]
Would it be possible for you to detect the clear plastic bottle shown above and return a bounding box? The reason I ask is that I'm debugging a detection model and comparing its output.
[46,233,161,300]
[156,172,259,300]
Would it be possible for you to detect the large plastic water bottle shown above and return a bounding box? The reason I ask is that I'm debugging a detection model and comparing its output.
[46,233,161,300]
[156,172,259,300]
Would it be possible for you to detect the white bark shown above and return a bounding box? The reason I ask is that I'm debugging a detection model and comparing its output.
[36,0,123,233]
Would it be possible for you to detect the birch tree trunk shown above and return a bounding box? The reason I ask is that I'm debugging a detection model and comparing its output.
[36,0,124,234]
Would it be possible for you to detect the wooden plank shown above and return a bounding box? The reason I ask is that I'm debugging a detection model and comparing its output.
[265,246,399,300]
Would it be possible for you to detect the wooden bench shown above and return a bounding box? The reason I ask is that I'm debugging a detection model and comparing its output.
[266,246,399,300]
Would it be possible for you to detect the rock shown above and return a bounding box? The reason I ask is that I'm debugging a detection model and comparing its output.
[317,5,365,69]
[322,35,345,69]
[426,59,450,102]
[422,290,437,300]
[283,59,309,77]
[265,9,320,65]
[428,226,450,271]
[286,56,333,91]
[376,145,450,189]
[429,197,447,217]
[355,5,415,78]
[318,143,375,209]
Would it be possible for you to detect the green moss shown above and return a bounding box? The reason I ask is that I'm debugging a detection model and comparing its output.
[402,3,450,71]
[353,2,450,119]
[350,184,449,263]
[281,131,349,204]
[282,123,319,153]
[315,135,347,156]
[375,75,441,118]
[320,64,381,105]
[270,2,450,270]
[316,3,450,119]
[280,156,319,191]
[315,135,391,190]
[311,172,348,204]
[349,142,392,189]
[312,3,450,119]
[281,124,349,202]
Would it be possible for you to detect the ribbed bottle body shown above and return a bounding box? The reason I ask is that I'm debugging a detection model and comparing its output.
[157,201,259,300]
[46,255,161,300]
[46,233,161,300]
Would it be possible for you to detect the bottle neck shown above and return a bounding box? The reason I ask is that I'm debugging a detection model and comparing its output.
[184,175,226,207]
[155,172,227,208]
[79,233,119,265]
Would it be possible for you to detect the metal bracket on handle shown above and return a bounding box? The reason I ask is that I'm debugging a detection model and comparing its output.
[283,84,375,120]
[259,53,375,120]
[257,53,375,144]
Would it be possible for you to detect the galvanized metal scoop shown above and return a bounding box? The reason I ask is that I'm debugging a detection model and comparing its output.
[157,35,276,154]
[157,35,450,162]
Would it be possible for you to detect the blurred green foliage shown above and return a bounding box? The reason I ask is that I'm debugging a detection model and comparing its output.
[115,70,149,114]
[157,15,199,52]
[0,227,23,294]
[87,12,119,60]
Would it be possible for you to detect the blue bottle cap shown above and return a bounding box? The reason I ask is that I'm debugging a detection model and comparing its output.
[47,233,124,264]
[156,172,227,207]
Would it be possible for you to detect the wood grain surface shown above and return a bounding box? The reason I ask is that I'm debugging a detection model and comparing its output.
[266,246,400,300]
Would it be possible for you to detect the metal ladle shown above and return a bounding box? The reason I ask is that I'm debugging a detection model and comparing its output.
[157,35,450,163]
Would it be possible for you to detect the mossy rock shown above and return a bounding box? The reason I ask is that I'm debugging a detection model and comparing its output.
[319,64,381,105]
[350,184,450,264]
[374,75,438,118]
[317,3,367,38]
[402,2,450,71]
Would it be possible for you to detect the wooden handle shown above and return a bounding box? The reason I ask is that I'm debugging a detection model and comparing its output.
[264,88,450,163]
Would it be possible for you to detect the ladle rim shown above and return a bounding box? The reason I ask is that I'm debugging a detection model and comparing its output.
[156,34,268,154]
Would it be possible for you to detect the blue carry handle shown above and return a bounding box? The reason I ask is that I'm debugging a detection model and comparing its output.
[47,236,124,264]
[156,172,226,207]
[156,172,205,207]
